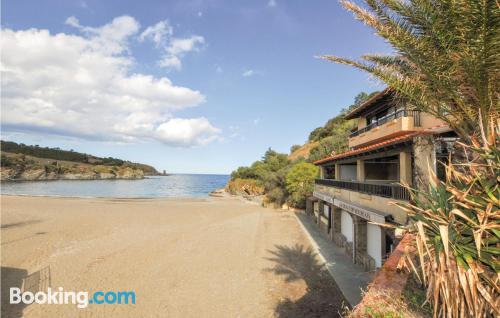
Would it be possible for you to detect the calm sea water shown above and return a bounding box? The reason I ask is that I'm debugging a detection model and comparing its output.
[0,174,230,198]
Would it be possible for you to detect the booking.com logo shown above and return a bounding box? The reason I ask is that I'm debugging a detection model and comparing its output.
[10,287,136,308]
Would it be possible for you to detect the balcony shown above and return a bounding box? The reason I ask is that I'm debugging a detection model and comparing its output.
[349,110,421,148]
[315,179,410,201]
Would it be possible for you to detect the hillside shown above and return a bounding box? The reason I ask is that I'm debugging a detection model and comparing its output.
[288,141,319,161]
[227,91,378,208]
[0,141,165,181]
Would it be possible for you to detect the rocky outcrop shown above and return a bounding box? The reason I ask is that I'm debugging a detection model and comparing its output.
[0,166,145,181]
[1,151,150,182]
[115,167,144,179]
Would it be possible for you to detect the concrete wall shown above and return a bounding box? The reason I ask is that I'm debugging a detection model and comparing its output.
[358,116,367,130]
[350,116,412,148]
[315,184,408,225]
[341,210,353,242]
[350,112,448,149]
[367,223,382,268]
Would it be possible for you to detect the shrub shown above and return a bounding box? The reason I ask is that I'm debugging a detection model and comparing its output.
[225,178,265,196]
[285,162,319,208]
[266,187,287,207]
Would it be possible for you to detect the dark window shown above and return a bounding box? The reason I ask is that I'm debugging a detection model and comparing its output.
[324,166,335,179]
[364,155,399,182]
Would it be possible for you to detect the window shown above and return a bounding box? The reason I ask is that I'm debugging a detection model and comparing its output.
[364,155,399,182]
[324,166,335,179]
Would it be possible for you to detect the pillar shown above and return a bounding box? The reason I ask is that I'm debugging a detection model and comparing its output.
[305,198,313,215]
[353,216,368,263]
[333,207,342,233]
[317,201,324,225]
[319,166,325,179]
[335,164,340,180]
[412,135,436,193]
[399,151,412,186]
[357,159,365,182]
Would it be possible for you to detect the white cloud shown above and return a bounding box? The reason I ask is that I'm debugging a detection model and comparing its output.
[215,65,223,73]
[156,118,220,146]
[242,69,263,77]
[140,20,204,70]
[268,0,277,7]
[65,15,140,55]
[139,20,173,47]
[1,17,220,147]
[197,11,203,17]
[242,70,255,77]
[253,118,261,125]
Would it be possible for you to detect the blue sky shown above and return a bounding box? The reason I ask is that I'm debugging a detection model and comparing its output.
[1,0,390,174]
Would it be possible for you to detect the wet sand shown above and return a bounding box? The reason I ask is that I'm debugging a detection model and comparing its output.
[1,195,347,317]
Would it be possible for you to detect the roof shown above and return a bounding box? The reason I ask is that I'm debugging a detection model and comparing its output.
[314,131,427,165]
[344,88,393,120]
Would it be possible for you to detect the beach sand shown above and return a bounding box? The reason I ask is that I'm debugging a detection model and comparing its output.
[1,195,347,318]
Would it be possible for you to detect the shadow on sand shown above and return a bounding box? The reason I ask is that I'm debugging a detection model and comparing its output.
[266,244,349,318]
[1,266,28,318]
[0,220,43,229]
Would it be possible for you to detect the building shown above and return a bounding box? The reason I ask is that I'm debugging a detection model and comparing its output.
[307,88,457,271]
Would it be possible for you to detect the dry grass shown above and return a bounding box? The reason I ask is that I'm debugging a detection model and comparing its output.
[288,142,319,161]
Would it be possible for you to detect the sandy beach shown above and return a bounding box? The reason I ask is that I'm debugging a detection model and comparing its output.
[1,195,346,318]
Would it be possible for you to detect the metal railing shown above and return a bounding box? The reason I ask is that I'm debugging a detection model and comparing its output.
[315,178,410,201]
[350,109,421,138]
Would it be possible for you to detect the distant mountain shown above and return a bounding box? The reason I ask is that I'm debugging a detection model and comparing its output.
[0,140,166,181]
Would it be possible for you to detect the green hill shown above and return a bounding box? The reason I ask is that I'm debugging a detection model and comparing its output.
[1,140,165,181]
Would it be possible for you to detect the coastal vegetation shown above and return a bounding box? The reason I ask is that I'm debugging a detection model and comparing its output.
[322,0,499,316]
[1,140,163,181]
[227,92,375,208]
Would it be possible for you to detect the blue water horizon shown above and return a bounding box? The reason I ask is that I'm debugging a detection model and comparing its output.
[0,174,230,198]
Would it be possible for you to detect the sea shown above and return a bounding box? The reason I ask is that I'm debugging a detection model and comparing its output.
[0,174,230,198]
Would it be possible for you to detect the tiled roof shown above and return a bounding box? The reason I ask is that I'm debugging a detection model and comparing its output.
[314,131,427,165]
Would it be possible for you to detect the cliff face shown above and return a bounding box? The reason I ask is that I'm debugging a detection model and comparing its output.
[1,153,145,181]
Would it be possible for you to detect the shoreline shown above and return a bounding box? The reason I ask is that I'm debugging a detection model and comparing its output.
[0,193,213,200]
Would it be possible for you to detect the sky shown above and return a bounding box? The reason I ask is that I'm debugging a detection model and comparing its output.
[1,0,391,174]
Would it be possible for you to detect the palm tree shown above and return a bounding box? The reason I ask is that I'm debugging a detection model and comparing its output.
[321,0,499,144]
[321,1,500,317]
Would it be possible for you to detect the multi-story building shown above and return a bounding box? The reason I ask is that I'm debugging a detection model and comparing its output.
[308,88,457,271]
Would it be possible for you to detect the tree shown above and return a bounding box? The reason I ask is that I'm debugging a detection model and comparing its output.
[321,1,499,316]
[285,162,319,208]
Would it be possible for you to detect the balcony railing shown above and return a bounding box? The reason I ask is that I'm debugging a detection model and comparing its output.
[350,109,421,138]
[315,179,410,201]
